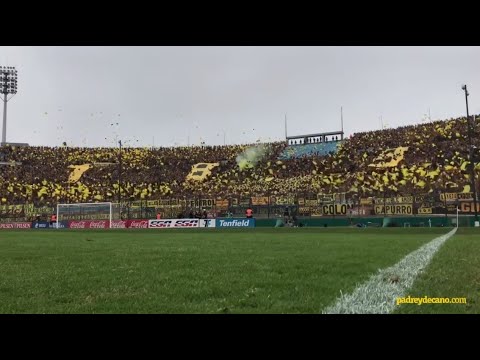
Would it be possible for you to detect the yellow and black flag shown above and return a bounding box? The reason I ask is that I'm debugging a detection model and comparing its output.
[186,163,219,182]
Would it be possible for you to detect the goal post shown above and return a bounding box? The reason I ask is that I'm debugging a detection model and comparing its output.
[56,202,114,228]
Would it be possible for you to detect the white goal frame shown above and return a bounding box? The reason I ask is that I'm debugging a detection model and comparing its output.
[56,202,113,228]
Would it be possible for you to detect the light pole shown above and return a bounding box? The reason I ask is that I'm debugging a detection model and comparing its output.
[457,206,459,228]
[217,130,226,145]
[118,140,122,218]
[462,85,478,224]
[1,66,18,145]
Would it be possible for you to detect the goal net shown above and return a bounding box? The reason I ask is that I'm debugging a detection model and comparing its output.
[56,202,118,228]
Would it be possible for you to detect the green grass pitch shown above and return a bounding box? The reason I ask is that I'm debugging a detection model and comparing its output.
[0,227,476,313]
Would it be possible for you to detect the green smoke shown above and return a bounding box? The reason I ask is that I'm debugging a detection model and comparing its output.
[236,144,269,170]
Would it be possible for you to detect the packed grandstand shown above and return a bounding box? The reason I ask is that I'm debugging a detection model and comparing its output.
[0,115,479,222]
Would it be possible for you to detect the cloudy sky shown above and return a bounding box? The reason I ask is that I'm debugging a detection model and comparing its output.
[1,46,479,147]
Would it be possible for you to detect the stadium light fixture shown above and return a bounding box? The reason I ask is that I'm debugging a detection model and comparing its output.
[461,84,479,224]
[1,66,18,145]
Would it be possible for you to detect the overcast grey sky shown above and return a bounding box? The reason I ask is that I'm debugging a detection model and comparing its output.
[1,46,479,147]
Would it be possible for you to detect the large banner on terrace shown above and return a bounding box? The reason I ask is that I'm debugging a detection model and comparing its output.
[269,195,295,205]
[458,202,480,214]
[440,192,473,202]
[322,204,348,215]
[188,199,215,208]
[373,196,413,204]
[251,197,269,206]
[230,198,250,207]
[374,204,413,215]
[417,207,433,214]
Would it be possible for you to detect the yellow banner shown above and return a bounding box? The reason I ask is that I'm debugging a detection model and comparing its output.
[322,204,347,215]
[0,204,25,214]
[305,199,318,206]
[417,207,432,214]
[396,196,413,204]
[251,196,269,206]
[375,196,413,204]
[374,204,413,215]
[269,196,294,205]
[230,198,251,207]
[240,198,250,206]
[130,200,142,208]
[0,204,22,211]
[457,193,473,200]
[159,199,177,206]
[68,164,92,183]
[317,194,334,203]
[25,205,54,216]
[360,198,373,205]
[440,193,458,201]
[216,199,229,209]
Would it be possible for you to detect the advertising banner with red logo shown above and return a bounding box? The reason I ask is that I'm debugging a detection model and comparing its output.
[69,220,110,229]
[0,222,32,229]
[48,219,151,229]
[110,220,149,228]
[111,220,127,228]
[127,219,149,228]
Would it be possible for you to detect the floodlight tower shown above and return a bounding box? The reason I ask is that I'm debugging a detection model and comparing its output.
[462,84,478,224]
[1,66,18,145]
[118,140,122,207]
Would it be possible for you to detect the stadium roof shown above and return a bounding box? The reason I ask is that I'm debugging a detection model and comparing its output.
[1,142,29,147]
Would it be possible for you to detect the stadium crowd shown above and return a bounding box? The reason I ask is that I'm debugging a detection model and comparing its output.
[0,115,479,207]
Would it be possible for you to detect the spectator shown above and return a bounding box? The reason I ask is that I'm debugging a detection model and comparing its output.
[50,213,57,227]
[0,115,478,221]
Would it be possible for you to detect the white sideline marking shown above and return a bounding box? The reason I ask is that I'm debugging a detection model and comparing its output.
[323,228,457,314]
